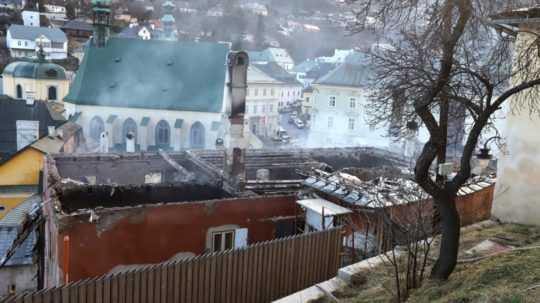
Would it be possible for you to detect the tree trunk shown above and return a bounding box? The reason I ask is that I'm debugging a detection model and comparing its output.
[430,194,460,280]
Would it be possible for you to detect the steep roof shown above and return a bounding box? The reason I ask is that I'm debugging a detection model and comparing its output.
[8,24,67,43]
[3,61,67,80]
[248,65,283,84]
[314,54,371,88]
[0,227,35,266]
[253,62,301,86]
[0,97,65,161]
[61,19,93,32]
[64,38,229,112]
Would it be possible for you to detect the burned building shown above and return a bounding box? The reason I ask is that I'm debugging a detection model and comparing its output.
[301,169,496,259]
[22,144,410,287]
[40,152,304,286]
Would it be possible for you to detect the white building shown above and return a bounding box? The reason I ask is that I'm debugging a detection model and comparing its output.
[42,4,67,21]
[63,34,248,152]
[21,10,40,27]
[251,62,303,109]
[307,54,388,148]
[6,25,68,60]
[245,65,282,138]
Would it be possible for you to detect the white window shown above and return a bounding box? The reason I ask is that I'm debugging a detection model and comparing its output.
[306,97,310,103]
[329,96,336,107]
[350,98,356,109]
[262,104,266,113]
[18,41,21,46]
[271,88,275,96]
[328,117,334,128]
[348,118,355,130]
[246,88,250,97]
[253,105,258,114]
[145,172,162,184]
[254,88,259,96]
[269,104,273,112]
[212,230,235,252]
[263,88,267,96]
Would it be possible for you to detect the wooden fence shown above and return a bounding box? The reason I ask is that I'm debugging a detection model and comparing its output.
[2,228,343,303]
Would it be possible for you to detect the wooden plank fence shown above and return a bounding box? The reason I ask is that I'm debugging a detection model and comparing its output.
[2,228,343,303]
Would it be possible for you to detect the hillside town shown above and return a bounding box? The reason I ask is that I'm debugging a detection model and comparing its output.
[0,0,539,302]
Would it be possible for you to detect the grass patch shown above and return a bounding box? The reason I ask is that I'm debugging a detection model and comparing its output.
[334,223,540,303]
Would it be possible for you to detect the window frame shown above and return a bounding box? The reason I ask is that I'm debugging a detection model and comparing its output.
[329,96,336,107]
[211,230,235,252]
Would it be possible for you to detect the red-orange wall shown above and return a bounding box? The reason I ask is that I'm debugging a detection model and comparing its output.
[56,196,298,282]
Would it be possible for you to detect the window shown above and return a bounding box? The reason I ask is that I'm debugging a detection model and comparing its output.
[0,205,5,211]
[254,88,259,96]
[89,116,105,142]
[190,122,206,149]
[212,230,235,252]
[348,118,355,130]
[48,86,57,100]
[263,88,267,96]
[329,96,336,107]
[246,88,250,97]
[328,117,334,128]
[155,120,170,146]
[16,84,23,99]
[253,104,258,114]
[306,97,310,103]
[350,98,356,109]
[18,41,21,46]
[269,104,273,112]
[271,88,275,96]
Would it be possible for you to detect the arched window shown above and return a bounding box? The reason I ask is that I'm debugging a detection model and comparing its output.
[122,118,137,143]
[190,122,205,149]
[89,116,105,142]
[16,84,23,99]
[48,86,57,101]
[155,120,170,146]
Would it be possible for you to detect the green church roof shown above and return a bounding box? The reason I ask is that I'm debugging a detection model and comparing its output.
[64,38,230,113]
[3,61,67,80]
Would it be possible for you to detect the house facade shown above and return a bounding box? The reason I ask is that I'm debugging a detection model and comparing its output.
[245,65,282,138]
[251,62,303,109]
[307,54,388,148]
[6,25,68,60]
[491,9,540,226]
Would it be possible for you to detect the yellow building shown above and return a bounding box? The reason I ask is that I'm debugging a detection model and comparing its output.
[2,56,70,102]
[0,148,46,219]
[0,121,81,220]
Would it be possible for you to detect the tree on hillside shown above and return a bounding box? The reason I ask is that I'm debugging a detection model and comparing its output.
[348,0,540,281]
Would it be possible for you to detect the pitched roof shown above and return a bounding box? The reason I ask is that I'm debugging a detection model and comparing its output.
[0,226,35,266]
[61,19,93,32]
[0,97,65,162]
[8,24,67,43]
[248,65,283,84]
[314,54,371,88]
[253,62,301,85]
[0,195,40,226]
[64,38,229,113]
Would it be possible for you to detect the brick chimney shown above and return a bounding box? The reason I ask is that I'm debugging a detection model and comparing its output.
[226,51,249,191]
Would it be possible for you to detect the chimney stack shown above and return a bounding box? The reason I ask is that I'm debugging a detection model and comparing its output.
[226,51,249,191]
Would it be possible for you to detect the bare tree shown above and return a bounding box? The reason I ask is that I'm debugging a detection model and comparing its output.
[347,0,540,280]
